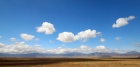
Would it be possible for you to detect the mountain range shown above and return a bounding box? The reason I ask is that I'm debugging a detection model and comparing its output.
[0,51,140,58]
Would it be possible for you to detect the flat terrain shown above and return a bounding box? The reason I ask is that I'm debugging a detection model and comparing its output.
[0,57,140,67]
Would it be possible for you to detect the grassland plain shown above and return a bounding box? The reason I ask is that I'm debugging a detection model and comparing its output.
[0,57,140,67]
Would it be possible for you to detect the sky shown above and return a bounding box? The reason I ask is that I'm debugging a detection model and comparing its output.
[0,0,140,54]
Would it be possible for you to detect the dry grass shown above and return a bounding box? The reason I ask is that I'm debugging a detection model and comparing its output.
[0,57,140,67]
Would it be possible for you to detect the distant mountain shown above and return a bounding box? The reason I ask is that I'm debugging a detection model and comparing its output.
[0,51,140,58]
[0,53,41,57]
[124,51,140,56]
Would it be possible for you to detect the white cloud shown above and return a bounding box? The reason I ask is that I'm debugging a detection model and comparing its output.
[125,16,135,20]
[20,33,35,41]
[10,38,16,42]
[112,16,135,28]
[57,29,101,42]
[0,41,46,54]
[36,22,55,35]
[0,41,127,54]
[115,37,121,40]
[34,44,42,47]
[46,47,71,54]
[46,45,108,54]
[76,29,101,40]
[95,45,108,52]
[100,38,105,42]
[80,45,90,49]
[0,43,4,47]
[57,32,76,42]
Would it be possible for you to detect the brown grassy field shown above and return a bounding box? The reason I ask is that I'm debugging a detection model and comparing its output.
[0,57,140,67]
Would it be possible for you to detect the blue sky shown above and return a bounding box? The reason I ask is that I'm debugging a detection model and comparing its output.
[0,0,140,54]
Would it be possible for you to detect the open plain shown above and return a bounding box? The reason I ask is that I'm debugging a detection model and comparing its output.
[0,57,140,67]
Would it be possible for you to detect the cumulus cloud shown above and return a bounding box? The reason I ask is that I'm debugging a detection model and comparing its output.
[76,29,101,40]
[0,43,4,47]
[46,47,71,54]
[34,44,42,47]
[46,45,108,54]
[20,33,35,41]
[100,38,105,42]
[80,45,89,49]
[115,37,121,40]
[57,29,101,42]
[79,45,93,53]
[0,41,46,54]
[95,45,108,52]
[0,41,126,54]
[1,40,109,54]
[10,38,16,42]
[0,36,2,38]
[112,16,135,28]
[57,32,76,42]
[36,22,55,35]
